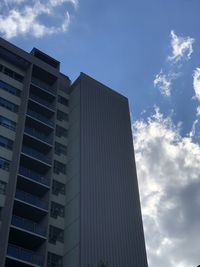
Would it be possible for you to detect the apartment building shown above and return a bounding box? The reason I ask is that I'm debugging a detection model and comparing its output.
[0,37,148,267]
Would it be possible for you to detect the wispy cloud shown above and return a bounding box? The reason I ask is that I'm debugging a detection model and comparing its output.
[168,30,195,63]
[0,0,78,39]
[154,31,195,97]
[133,108,200,267]
[193,68,200,101]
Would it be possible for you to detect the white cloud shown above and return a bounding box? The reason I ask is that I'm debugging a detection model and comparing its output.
[193,68,200,101]
[154,70,172,97]
[168,30,194,63]
[133,108,200,267]
[0,0,78,39]
[196,106,200,116]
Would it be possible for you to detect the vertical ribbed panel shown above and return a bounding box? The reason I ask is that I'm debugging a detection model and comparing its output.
[79,74,148,267]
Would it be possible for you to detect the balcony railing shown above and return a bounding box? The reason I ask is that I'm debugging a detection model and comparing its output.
[11,215,46,237]
[29,94,55,110]
[19,166,50,186]
[7,244,44,266]
[15,189,48,210]
[24,126,53,145]
[31,77,55,95]
[22,145,52,165]
[27,109,54,127]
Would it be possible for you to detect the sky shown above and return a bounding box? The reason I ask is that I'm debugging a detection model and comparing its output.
[0,0,200,266]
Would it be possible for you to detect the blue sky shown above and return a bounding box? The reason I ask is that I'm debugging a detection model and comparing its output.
[1,1,200,266]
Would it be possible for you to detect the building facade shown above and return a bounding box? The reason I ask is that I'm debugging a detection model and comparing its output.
[0,37,148,267]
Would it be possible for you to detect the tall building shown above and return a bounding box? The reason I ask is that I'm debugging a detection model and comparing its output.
[0,37,148,267]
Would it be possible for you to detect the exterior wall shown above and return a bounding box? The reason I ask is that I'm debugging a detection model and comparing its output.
[79,74,148,267]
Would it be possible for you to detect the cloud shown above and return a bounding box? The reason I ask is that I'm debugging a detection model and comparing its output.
[193,68,200,101]
[0,0,78,39]
[133,108,200,267]
[196,106,200,116]
[154,31,194,97]
[168,30,195,63]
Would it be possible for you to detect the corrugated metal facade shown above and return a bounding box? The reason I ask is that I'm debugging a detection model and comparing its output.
[79,74,148,267]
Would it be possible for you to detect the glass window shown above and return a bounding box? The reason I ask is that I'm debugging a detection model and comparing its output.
[53,160,66,175]
[58,95,68,106]
[0,135,13,150]
[55,142,67,156]
[52,180,65,195]
[55,125,67,138]
[57,110,68,122]
[51,202,65,218]
[0,115,16,131]
[0,80,21,96]
[0,97,18,113]
[0,64,24,83]
[49,225,64,244]
[0,157,10,171]
[0,181,6,194]
[47,252,62,267]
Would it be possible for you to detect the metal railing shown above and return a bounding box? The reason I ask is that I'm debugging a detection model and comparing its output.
[11,215,46,237]
[31,77,55,95]
[7,244,44,266]
[27,109,54,127]
[29,94,55,110]
[24,126,53,145]
[22,145,52,165]
[19,166,50,186]
[15,189,48,210]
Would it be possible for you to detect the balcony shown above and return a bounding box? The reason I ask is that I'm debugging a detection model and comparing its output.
[7,244,44,267]
[31,77,55,95]
[24,126,53,146]
[19,166,50,187]
[15,190,48,211]
[21,145,52,165]
[27,109,54,128]
[11,215,46,237]
[29,94,55,111]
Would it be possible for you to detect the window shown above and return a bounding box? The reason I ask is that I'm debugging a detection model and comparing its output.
[49,225,64,244]
[51,202,65,218]
[0,115,16,131]
[53,160,66,175]
[57,110,68,122]
[0,80,21,96]
[52,180,65,195]
[0,64,24,83]
[55,125,67,138]
[0,135,13,150]
[55,142,67,156]
[0,181,6,195]
[0,97,18,113]
[47,252,62,267]
[0,157,10,171]
[58,95,68,106]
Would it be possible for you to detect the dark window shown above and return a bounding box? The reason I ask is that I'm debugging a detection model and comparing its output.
[51,202,65,218]
[0,80,21,96]
[52,180,65,195]
[0,64,24,83]
[55,142,67,156]
[55,125,67,138]
[58,95,68,106]
[57,110,68,122]
[0,157,10,171]
[49,225,64,244]
[0,115,16,131]
[53,160,66,175]
[0,181,6,194]
[0,135,13,150]
[47,252,62,267]
[0,97,18,113]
